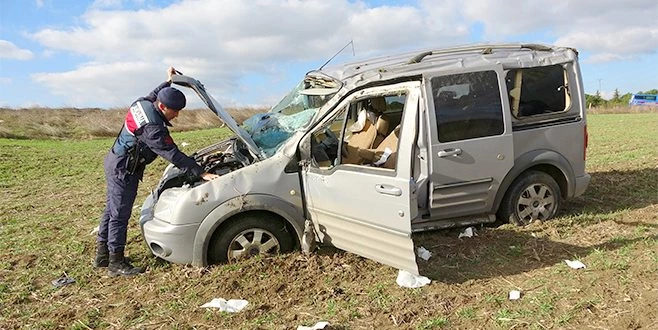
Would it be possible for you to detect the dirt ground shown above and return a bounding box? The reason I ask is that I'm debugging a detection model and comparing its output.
[1,113,657,329]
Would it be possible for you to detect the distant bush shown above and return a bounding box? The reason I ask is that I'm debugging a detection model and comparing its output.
[0,107,267,139]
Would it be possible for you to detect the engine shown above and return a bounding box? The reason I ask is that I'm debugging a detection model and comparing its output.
[155,138,254,196]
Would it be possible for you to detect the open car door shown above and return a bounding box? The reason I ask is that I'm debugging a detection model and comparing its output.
[300,82,421,274]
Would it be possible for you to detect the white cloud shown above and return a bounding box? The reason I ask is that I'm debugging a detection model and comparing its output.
[25,0,658,107]
[35,0,45,8]
[461,0,658,61]
[0,77,12,84]
[32,62,163,107]
[28,0,470,107]
[0,40,34,60]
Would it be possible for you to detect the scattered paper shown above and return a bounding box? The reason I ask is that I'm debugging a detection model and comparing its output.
[52,275,75,288]
[396,269,431,288]
[564,260,586,269]
[90,226,99,236]
[459,227,477,238]
[416,246,432,261]
[509,290,521,300]
[181,142,190,147]
[373,147,392,166]
[200,298,248,312]
[297,321,329,330]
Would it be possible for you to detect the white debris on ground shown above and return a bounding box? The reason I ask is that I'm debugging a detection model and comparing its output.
[458,227,477,238]
[200,298,248,312]
[89,226,99,236]
[297,321,329,330]
[301,219,316,255]
[396,269,431,288]
[181,142,190,147]
[416,246,432,261]
[564,259,587,269]
[509,290,522,300]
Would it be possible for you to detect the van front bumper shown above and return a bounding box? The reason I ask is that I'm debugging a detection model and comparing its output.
[140,193,199,264]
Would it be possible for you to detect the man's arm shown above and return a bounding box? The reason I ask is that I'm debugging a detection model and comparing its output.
[138,125,204,177]
[140,67,178,103]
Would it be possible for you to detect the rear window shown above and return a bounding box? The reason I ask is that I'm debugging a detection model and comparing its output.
[431,70,504,142]
[506,64,570,118]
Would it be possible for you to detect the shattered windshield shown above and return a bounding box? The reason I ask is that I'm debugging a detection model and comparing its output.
[242,74,340,157]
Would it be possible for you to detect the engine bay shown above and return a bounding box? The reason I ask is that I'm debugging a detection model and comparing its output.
[155,138,255,196]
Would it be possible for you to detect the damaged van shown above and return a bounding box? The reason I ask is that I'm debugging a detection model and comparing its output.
[140,43,590,275]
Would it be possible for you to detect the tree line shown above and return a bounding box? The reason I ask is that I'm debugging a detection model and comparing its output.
[585,89,658,107]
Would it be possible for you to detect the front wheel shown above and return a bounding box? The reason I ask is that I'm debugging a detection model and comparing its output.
[208,214,294,264]
[498,171,561,226]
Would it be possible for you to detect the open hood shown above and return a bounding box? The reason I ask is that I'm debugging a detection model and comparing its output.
[171,75,266,160]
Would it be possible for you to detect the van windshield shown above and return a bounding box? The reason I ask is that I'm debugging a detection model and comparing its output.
[242,74,340,157]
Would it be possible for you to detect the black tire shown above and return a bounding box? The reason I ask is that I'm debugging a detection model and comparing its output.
[207,214,294,264]
[498,171,561,226]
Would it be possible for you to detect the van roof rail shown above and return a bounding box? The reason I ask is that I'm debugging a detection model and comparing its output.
[406,43,554,64]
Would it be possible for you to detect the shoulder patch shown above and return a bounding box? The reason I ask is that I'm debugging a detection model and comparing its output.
[129,102,150,127]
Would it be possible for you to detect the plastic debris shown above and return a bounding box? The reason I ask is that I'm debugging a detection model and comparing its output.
[200,298,248,312]
[297,321,329,330]
[416,246,432,261]
[458,227,477,238]
[564,260,586,269]
[509,290,522,300]
[89,226,99,236]
[301,219,316,255]
[396,269,431,288]
[52,274,75,288]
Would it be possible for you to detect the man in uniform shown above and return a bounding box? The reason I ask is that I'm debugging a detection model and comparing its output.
[94,67,219,277]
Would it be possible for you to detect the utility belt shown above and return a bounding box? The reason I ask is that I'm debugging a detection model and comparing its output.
[125,144,147,175]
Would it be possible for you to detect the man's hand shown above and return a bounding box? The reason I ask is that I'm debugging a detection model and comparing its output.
[167,67,177,82]
[200,172,219,181]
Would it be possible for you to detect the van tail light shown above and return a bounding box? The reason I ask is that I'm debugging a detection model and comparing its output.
[583,125,588,160]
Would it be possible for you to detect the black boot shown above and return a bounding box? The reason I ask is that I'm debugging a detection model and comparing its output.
[93,242,109,268]
[107,251,144,277]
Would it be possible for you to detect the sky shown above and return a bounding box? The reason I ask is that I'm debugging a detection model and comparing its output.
[0,0,657,109]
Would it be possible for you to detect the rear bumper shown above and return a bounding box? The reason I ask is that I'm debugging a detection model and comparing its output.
[140,193,199,264]
[573,173,591,197]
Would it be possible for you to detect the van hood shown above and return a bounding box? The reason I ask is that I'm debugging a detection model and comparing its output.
[171,74,266,160]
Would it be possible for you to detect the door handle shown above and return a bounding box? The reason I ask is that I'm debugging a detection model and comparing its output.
[375,184,402,196]
[438,148,462,157]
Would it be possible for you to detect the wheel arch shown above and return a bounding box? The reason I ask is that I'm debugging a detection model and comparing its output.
[493,149,575,212]
[191,194,305,267]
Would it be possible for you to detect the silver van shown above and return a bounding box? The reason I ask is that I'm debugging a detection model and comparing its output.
[140,43,590,275]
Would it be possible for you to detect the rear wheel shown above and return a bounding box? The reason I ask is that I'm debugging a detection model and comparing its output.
[498,171,561,226]
[208,214,294,264]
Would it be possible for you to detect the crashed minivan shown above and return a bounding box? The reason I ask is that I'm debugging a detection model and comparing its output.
[140,43,590,275]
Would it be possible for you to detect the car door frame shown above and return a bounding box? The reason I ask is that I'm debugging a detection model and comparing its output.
[300,81,422,274]
[422,65,514,220]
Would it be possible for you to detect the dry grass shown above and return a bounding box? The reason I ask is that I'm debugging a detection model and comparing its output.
[1,110,657,329]
[0,107,267,140]
[587,104,658,114]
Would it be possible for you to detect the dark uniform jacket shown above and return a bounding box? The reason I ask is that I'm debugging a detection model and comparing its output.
[109,81,203,178]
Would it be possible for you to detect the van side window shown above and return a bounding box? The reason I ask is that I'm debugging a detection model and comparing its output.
[431,71,504,143]
[506,64,569,118]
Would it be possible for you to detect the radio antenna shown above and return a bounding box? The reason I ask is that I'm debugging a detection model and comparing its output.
[319,40,355,70]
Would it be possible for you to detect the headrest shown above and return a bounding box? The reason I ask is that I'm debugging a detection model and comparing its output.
[375,115,390,135]
[349,109,377,133]
[369,97,387,113]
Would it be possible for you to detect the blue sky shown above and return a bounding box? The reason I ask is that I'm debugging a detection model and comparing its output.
[1,0,657,109]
